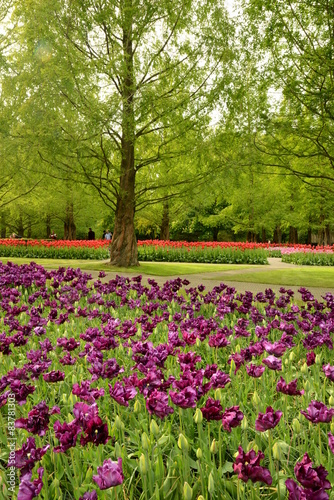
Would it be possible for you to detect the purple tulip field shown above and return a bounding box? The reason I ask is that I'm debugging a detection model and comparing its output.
[1,261,334,500]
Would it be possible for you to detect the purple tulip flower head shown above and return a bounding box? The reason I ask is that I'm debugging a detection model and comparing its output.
[15,401,60,436]
[17,467,44,500]
[169,386,197,409]
[13,437,50,476]
[328,433,334,454]
[79,492,98,500]
[53,420,82,453]
[262,356,282,371]
[246,363,265,378]
[300,401,334,424]
[146,390,174,419]
[285,478,329,500]
[233,446,272,485]
[108,381,137,407]
[255,406,283,432]
[306,352,316,366]
[222,406,244,432]
[294,453,331,492]
[276,377,304,397]
[92,458,124,490]
[201,398,223,421]
[323,364,334,382]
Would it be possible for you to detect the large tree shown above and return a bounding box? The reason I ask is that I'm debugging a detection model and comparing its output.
[8,0,233,265]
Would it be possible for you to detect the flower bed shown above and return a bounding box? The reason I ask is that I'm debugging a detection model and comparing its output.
[282,252,334,266]
[0,262,333,499]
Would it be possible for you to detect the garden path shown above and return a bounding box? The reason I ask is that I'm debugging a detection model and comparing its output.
[86,258,333,301]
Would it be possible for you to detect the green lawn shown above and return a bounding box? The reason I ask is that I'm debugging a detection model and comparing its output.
[0,257,251,276]
[212,267,334,288]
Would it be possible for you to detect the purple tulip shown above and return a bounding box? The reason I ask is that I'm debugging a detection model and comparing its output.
[323,364,334,382]
[43,371,65,383]
[255,406,283,432]
[222,406,244,432]
[57,337,80,351]
[17,467,44,500]
[328,432,334,454]
[262,355,282,371]
[93,458,124,490]
[276,377,304,396]
[59,352,77,365]
[9,380,35,405]
[15,401,60,436]
[169,386,197,409]
[294,453,331,491]
[285,479,329,500]
[300,401,334,424]
[233,446,272,485]
[53,420,81,453]
[306,352,316,366]
[72,380,105,403]
[109,381,137,406]
[262,340,287,357]
[201,398,223,421]
[13,437,50,475]
[210,370,231,389]
[246,363,265,378]
[73,402,99,427]
[146,389,174,419]
[79,492,98,500]
[80,416,110,446]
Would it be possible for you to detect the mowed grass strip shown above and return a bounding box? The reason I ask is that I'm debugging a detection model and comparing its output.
[210,267,334,288]
[0,257,251,276]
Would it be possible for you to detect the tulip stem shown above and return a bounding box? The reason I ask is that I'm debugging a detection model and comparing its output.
[276,461,281,499]
[319,423,322,461]
[268,430,273,473]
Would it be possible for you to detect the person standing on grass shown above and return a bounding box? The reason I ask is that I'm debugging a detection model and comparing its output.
[88,228,95,240]
[104,229,112,240]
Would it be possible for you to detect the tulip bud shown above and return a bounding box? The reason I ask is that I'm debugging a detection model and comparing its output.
[330,421,334,434]
[301,362,308,374]
[193,408,203,424]
[315,354,322,365]
[272,441,282,461]
[289,351,296,361]
[127,347,132,357]
[115,415,124,430]
[183,482,193,500]
[141,432,150,450]
[85,468,93,482]
[241,415,248,430]
[134,400,141,413]
[196,338,201,348]
[198,497,205,500]
[196,448,203,459]
[304,380,311,393]
[235,344,241,353]
[178,433,189,452]
[329,395,334,406]
[72,375,77,384]
[292,418,301,434]
[210,439,219,455]
[150,420,159,437]
[229,360,236,376]
[208,473,215,496]
[115,442,122,458]
[139,453,147,475]
[214,389,222,400]
[252,391,260,406]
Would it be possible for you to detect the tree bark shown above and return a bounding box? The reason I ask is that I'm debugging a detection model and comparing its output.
[273,225,282,244]
[46,214,51,239]
[109,0,138,267]
[64,202,76,240]
[0,212,6,238]
[289,226,298,244]
[160,201,170,241]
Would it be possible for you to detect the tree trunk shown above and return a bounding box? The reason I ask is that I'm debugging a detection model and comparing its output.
[212,227,219,242]
[27,216,32,238]
[109,0,138,267]
[0,212,6,238]
[18,214,24,238]
[160,201,170,241]
[262,228,266,243]
[307,227,312,244]
[273,225,282,244]
[64,202,76,240]
[289,226,298,244]
[46,215,51,239]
